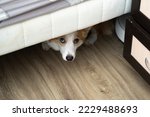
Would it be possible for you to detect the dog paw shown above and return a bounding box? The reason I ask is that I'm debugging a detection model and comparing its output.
[42,42,50,51]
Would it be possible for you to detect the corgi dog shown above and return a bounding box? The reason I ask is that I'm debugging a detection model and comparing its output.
[42,27,97,61]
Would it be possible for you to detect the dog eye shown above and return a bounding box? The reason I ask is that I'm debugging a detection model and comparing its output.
[73,38,79,44]
[59,38,66,43]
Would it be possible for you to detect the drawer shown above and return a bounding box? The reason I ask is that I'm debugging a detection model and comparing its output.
[140,0,150,18]
[131,36,150,74]
[132,0,150,33]
[124,18,150,84]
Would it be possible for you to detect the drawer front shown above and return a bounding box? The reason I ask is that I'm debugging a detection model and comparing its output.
[131,36,150,74]
[132,0,150,33]
[140,0,150,19]
[124,18,150,84]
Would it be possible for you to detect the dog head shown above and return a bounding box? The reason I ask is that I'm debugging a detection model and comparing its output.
[49,28,91,61]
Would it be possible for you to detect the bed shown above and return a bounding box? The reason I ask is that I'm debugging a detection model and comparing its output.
[0,0,132,56]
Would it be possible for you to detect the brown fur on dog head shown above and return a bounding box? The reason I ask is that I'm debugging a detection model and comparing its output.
[77,27,91,41]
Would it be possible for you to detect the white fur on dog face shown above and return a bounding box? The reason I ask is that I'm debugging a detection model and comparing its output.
[43,28,91,61]
[60,33,83,61]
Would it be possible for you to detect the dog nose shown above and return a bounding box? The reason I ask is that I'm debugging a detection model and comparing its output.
[66,55,74,61]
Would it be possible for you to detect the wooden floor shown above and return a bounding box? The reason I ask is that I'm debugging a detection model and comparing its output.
[0,30,150,100]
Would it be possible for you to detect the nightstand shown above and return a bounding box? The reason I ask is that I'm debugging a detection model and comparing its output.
[123,0,150,84]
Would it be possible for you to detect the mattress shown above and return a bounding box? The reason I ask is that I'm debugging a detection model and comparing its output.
[0,0,86,28]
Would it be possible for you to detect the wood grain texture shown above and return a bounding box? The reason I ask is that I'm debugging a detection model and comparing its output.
[0,25,150,100]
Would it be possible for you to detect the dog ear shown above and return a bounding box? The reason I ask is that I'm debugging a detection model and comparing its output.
[79,27,92,39]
